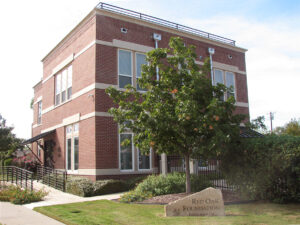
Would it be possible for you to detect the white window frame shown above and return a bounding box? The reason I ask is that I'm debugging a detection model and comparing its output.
[119,132,134,172]
[66,123,79,173]
[135,52,147,91]
[225,71,236,99]
[137,148,152,171]
[37,101,42,124]
[213,69,236,100]
[55,65,72,106]
[118,49,133,89]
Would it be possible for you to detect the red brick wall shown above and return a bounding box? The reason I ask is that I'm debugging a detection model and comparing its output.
[95,45,117,84]
[96,14,246,71]
[95,116,118,169]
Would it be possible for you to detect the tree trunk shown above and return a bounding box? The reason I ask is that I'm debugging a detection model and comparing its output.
[184,154,191,193]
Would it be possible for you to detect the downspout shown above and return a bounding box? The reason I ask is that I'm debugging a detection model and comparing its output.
[153,33,168,175]
[208,47,215,85]
[153,33,161,80]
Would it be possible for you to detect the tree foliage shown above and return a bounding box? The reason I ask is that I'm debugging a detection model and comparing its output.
[274,118,300,136]
[106,37,245,192]
[0,114,21,166]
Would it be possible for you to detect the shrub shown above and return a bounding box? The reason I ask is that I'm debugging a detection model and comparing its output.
[0,184,47,204]
[93,180,128,195]
[120,190,152,203]
[120,172,211,202]
[66,177,94,197]
[66,176,145,197]
[221,135,300,203]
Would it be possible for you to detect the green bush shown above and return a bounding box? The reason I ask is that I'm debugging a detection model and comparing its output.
[221,135,300,203]
[0,185,47,204]
[120,190,153,203]
[120,172,211,202]
[93,180,128,195]
[66,176,145,197]
[66,177,94,197]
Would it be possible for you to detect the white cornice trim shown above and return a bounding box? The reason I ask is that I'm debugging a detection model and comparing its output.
[33,96,43,105]
[41,82,117,115]
[235,102,249,107]
[41,111,112,133]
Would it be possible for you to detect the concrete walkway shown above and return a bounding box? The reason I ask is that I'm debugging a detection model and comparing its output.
[23,181,123,209]
[0,181,123,224]
[0,202,64,225]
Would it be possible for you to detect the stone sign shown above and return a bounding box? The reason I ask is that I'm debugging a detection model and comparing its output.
[165,187,225,217]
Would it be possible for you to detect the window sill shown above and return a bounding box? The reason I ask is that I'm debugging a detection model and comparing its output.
[54,98,72,109]
[32,123,42,128]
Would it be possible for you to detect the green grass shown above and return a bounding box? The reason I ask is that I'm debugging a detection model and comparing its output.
[34,200,300,225]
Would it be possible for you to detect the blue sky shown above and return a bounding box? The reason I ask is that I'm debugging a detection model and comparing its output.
[0,0,299,138]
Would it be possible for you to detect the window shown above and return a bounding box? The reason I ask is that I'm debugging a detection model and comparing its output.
[118,50,132,88]
[55,65,72,105]
[138,149,151,170]
[213,69,235,100]
[119,133,133,171]
[66,123,79,171]
[37,101,42,124]
[225,71,235,99]
[136,53,147,91]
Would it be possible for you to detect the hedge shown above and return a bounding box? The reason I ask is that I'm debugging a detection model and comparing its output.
[221,135,300,203]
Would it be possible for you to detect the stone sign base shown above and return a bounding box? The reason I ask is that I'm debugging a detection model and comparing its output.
[165,187,225,217]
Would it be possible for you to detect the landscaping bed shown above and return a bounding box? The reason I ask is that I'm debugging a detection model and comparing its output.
[116,189,243,205]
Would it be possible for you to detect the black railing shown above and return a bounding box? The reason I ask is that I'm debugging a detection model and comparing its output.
[96,2,236,46]
[0,166,33,191]
[165,156,234,190]
[36,165,67,192]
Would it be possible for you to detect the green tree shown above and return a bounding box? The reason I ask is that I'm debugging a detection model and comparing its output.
[274,118,300,136]
[106,37,244,193]
[0,114,20,166]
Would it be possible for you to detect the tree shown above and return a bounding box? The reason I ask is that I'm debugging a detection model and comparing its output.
[106,37,244,193]
[0,114,20,166]
[274,118,300,136]
[247,116,267,133]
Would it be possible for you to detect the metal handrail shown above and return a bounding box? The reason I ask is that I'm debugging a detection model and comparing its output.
[36,165,67,192]
[0,166,33,191]
[96,2,236,46]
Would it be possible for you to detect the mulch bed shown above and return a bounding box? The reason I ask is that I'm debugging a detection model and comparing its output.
[114,190,248,205]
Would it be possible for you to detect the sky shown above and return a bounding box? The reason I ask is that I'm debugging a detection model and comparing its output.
[0,0,300,139]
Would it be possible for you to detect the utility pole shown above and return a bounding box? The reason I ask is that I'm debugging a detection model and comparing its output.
[270,112,274,132]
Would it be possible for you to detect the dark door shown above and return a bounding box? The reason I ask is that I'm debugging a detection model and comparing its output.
[44,140,54,168]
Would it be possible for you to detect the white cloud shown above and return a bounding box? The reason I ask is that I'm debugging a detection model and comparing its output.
[183,16,300,129]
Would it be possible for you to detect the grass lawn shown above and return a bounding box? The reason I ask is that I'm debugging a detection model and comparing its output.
[34,200,300,225]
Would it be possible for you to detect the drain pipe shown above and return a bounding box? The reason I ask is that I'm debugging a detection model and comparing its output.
[153,33,167,175]
[208,47,215,85]
[153,33,161,80]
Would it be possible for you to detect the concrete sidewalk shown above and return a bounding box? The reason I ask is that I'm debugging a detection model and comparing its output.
[0,202,64,225]
[23,181,123,209]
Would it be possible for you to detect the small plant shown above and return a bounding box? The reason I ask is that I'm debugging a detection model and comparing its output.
[120,172,211,203]
[120,190,152,203]
[0,184,47,204]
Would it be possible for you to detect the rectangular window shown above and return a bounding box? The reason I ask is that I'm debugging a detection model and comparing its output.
[136,53,147,91]
[37,101,42,124]
[55,73,61,105]
[213,69,235,101]
[55,65,72,105]
[74,137,79,170]
[67,65,72,99]
[120,133,133,170]
[225,71,235,99]
[67,138,72,170]
[118,50,132,88]
[61,70,67,103]
[138,149,151,170]
[66,123,79,172]
[37,141,42,158]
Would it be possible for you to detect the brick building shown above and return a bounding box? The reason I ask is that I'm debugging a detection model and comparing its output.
[25,3,249,180]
